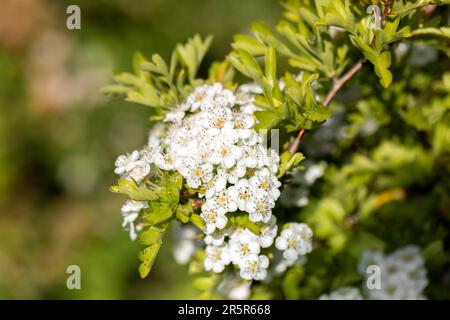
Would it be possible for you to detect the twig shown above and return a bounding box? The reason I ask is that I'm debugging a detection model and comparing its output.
[287,59,365,154]
[322,59,365,107]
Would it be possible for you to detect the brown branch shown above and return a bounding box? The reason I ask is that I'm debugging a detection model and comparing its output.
[287,59,365,154]
[322,59,365,107]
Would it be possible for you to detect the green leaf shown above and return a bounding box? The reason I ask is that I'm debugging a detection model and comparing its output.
[228,49,263,81]
[143,202,174,225]
[110,179,158,201]
[190,213,205,231]
[138,225,166,246]
[138,242,162,278]
[278,151,305,178]
[254,110,283,130]
[232,34,266,56]
[175,200,194,223]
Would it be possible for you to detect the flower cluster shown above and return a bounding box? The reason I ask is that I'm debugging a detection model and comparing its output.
[114,83,313,281]
[359,246,428,300]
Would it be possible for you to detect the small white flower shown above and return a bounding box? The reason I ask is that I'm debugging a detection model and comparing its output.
[230,112,255,139]
[249,168,281,201]
[173,225,198,265]
[186,84,216,111]
[121,200,148,241]
[164,109,185,123]
[209,138,243,169]
[257,216,278,248]
[201,107,234,136]
[239,254,269,281]
[227,179,254,211]
[201,170,228,199]
[179,161,213,189]
[204,245,231,273]
[240,144,264,169]
[154,152,176,171]
[246,191,275,223]
[229,230,260,265]
[275,223,313,261]
[225,165,247,185]
[200,203,228,234]
[204,230,226,246]
[114,150,151,182]
[228,281,251,300]
[263,149,280,174]
[360,246,429,300]
[206,188,238,215]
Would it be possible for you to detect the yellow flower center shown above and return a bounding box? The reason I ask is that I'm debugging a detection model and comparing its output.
[193,168,203,177]
[288,239,297,248]
[256,202,266,213]
[241,244,250,255]
[239,191,250,200]
[217,195,228,206]
[260,180,270,190]
[219,147,229,157]
[214,119,225,128]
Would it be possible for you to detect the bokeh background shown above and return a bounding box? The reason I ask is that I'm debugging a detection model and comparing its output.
[0,0,281,299]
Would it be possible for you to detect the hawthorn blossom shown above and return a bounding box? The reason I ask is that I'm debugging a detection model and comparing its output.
[239,254,269,281]
[275,223,313,261]
[204,245,231,273]
[229,230,261,265]
[200,203,228,234]
[114,150,151,182]
[121,200,148,241]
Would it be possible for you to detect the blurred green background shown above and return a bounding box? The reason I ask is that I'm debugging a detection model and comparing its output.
[0,0,281,299]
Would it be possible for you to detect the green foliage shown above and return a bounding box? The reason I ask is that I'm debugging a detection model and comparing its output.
[102,34,214,117]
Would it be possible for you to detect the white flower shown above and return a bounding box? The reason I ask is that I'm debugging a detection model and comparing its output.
[186,84,217,111]
[304,162,327,185]
[225,165,247,185]
[201,107,234,136]
[121,200,148,241]
[257,216,278,248]
[240,144,265,169]
[229,230,261,265]
[360,246,429,300]
[204,245,231,273]
[204,230,226,246]
[228,281,251,300]
[201,170,228,199]
[239,255,269,281]
[230,112,255,139]
[114,150,150,182]
[164,109,185,123]
[200,203,228,234]
[227,179,255,211]
[319,287,363,300]
[263,149,280,174]
[211,87,236,109]
[275,223,313,261]
[179,161,213,189]
[246,191,275,223]
[209,138,243,169]
[206,188,238,215]
[358,250,385,275]
[249,168,281,201]
[173,225,198,265]
[154,152,176,171]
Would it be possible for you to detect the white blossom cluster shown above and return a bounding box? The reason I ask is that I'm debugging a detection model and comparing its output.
[359,246,428,300]
[114,83,313,281]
